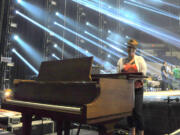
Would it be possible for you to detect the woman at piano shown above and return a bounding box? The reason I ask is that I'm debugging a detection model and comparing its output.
[117,39,147,135]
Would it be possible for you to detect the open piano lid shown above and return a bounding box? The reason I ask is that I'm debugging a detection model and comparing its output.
[37,57,93,81]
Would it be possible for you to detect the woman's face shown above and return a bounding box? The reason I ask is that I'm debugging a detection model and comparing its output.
[127,47,136,57]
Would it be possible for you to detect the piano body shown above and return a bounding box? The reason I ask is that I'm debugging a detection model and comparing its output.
[1,57,144,135]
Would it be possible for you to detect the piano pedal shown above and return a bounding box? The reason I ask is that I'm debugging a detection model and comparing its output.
[114,129,128,135]
[71,123,97,131]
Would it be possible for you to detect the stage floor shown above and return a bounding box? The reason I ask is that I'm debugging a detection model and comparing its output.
[144,90,180,102]
[48,129,98,135]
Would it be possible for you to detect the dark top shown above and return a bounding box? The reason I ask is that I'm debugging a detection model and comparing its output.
[161,65,167,78]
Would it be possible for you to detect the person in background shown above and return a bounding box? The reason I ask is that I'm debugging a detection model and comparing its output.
[173,65,180,90]
[117,39,147,135]
[166,64,173,90]
[161,62,168,90]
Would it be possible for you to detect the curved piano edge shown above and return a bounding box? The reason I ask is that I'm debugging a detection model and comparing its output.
[3,99,82,115]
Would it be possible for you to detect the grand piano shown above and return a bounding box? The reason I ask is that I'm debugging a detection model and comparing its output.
[1,57,145,135]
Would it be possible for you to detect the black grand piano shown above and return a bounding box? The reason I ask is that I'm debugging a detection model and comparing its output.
[2,57,145,135]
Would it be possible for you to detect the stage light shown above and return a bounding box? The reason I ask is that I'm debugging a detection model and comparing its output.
[52,53,60,60]
[15,10,18,14]
[86,22,89,26]
[11,48,16,52]
[50,0,57,6]
[54,22,121,58]
[108,6,112,9]
[55,12,59,16]
[53,44,72,58]
[16,1,48,21]
[84,31,126,55]
[108,30,111,33]
[4,89,13,100]
[13,35,19,40]
[10,22,18,28]
[16,11,114,68]
[72,0,180,48]
[53,44,58,48]
[85,50,89,54]
[17,0,22,3]
[124,0,179,20]
[125,35,129,39]
[13,35,43,64]
[12,49,38,75]
[160,1,180,9]
[107,54,111,58]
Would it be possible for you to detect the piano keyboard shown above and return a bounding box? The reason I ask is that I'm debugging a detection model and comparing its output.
[4,99,82,115]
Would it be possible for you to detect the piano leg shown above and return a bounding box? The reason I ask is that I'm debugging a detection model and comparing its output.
[98,125,112,135]
[56,120,63,135]
[22,113,32,135]
[64,121,71,135]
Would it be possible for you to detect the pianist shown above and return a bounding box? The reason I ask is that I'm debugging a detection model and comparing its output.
[117,39,147,135]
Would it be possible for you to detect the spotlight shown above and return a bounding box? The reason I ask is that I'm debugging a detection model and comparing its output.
[4,89,13,100]
[52,53,55,57]
[52,53,60,60]
[108,30,111,33]
[10,22,18,28]
[51,0,57,6]
[12,49,39,74]
[11,48,16,52]
[49,32,54,36]
[53,44,58,48]
[86,22,89,26]
[13,35,19,40]
[108,54,111,58]
[54,21,57,25]
[85,50,89,53]
[55,12,59,16]
[17,0,22,3]
[125,35,129,39]
[15,10,19,14]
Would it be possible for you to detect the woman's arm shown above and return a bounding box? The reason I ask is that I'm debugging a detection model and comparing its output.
[140,56,147,76]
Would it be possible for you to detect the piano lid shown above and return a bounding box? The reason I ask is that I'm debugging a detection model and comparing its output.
[37,57,93,81]
[92,72,146,79]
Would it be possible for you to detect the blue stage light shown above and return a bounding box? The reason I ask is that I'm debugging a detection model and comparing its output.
[53,44,58,48]
[11,48,16,52]
[86,22,89,25]
[84,31,126,55]
[13,35,43,65]
[52,53,60,60]
[54,22,121,58]
[16,11,114,69]
[17,0,22,3]
[13,35,19,40]
[12,48,38,75]
[85,50,89,54]
[16,1,48,21]
[55,12,59,16]
[124,0,179,20]
[108,30,111,33]
[72,0,180,48]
